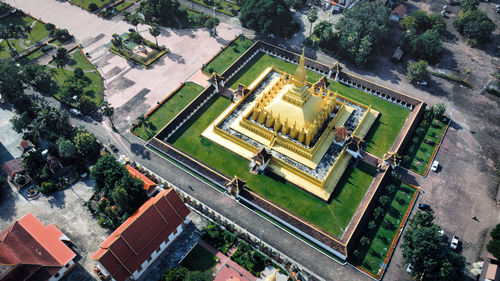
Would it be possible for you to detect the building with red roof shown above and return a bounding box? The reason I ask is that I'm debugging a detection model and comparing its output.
[126,165,157,191]
[91,188,190,281]
[0,213,76,281]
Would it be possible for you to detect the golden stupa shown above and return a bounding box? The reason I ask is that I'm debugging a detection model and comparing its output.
[202,50,379,201]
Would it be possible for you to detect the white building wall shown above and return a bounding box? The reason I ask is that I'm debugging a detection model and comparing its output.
[48,260,75,281]
[129,225,185,280]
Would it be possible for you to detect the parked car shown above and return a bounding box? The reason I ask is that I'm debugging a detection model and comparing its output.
[431,160,439,172]
[406,263,414,274]
[450,235,459,250]
[107,142,118,153]
[69,108,81,116]
[418,203,432,211]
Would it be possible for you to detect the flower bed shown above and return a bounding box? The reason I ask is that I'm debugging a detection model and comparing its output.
[202,222,236,255]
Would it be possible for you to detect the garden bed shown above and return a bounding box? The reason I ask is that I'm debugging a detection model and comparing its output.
[49,48,103,108]
[131,82,205,140]
[230,241,268,277]
[109,34,168,67]
[348,182,417,277]
[203,36,254,75]
[401,110,448,175]
[188,0,240,16]
[202,222,236,255]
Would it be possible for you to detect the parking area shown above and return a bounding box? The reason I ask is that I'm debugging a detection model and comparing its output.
[0,179,109,281]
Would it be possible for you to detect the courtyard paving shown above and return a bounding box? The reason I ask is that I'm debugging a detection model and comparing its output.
[0,179,108,281]
[5,0,242,132]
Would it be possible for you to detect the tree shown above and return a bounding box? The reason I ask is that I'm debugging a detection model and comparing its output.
[60,78,84,104]
[432,103,446,118]
[487,239,500,260]
[88,3,98,12]
[111,33,123,50]
[26,118,46,144]
[406,30,442,63]
[112,186,130,212]
[131,13,140,33]
[402,211,464,280]
[379,195,391,206]
[335,0,390,68]
[386,184,397,194]
[138,0,181,27]
[149,24,161,46]
[368,220,377,230]
[114,175,148,213]
[73,131,98,157]
[0,24,24,58]
[453,10,495,45]
[407,60,430,85]
[24,64,53,93]
[307,8,318,37]
[78,96,97,115]
[54,29,72,43]
[460,0,479,12]
[91,154,126,192]
[57,138,77,159]
[491,224,500,240]
[239,0,299,37]
[0,59,26,107]
[22,150,45,176]
[74,67,84,80]
[204,17,219,37]
[101,100,115,127]
[360,236,370,246]
[185,271,213,281]
[53,47,69,69]
[373,206,384,219]
[163,267,188,281]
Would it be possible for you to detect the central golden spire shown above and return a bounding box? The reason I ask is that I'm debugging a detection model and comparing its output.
[292,48,307,87]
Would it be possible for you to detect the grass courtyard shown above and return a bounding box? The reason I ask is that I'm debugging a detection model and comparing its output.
[133,82,205,140]
[401,112,447,175]
[50,49,103,107]
[226,52,410,158]
[0,13,51,59]
[203,36,254,75]
[169,95,378,236]
[181,244,217,273]
[349,182,417,276]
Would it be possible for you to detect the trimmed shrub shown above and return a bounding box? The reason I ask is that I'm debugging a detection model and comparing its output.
[88,3,98,11]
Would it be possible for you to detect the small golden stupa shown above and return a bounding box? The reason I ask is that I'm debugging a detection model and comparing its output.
[246,49,337,147]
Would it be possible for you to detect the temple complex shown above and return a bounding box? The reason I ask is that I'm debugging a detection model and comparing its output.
[203,50,379,201]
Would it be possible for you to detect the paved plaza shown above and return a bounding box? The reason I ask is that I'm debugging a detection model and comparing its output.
[5,0,241,131]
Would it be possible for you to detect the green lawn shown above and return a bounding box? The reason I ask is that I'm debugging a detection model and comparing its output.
[225,51,409,158]
[203,37,253,75]
[227,52,323,89]
[328,81,410,157]
[0,15,50,59]
[181,245,217,272]
[114,0,135,12]
[402,113,447,175]
[70,0,113,9]
[133,82,204,140]
[189,0,240,16]
[50,49,103,106]
[349,182,416,275]
[170,95,377,236]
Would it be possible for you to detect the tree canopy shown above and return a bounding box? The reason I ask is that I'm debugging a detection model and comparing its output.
[487,224,500,260]
[335,0,390,68]
[453,10,495,45]
[402,211,464,281]
[0,58,26,107]
[138,0,180,27]
[239,0,299,37]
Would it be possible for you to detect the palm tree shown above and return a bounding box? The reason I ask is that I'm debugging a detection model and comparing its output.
[149,24,160,46]
[53,47,69,69]
[0,24,23,59]
[131,14,140,33]
[111,33,123,51]
[100,100,115,128]
[136,114,155,135]
[204,18,219,37]
[27,118,46,144]
[307,9,318,37]
[24,24,32,41]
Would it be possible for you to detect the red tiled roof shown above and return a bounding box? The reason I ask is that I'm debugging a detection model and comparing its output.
[92,189,190,281]
[1,158,24,178]
[126,165,157,191]
[0,213,76,281]
[391,4,407,18]
[20,140,34,150]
